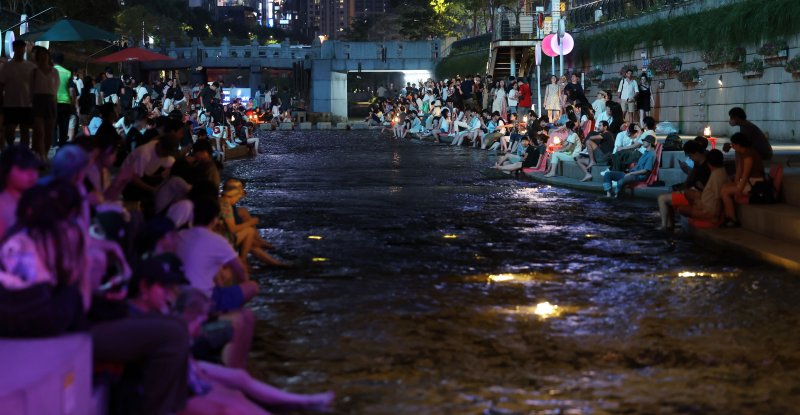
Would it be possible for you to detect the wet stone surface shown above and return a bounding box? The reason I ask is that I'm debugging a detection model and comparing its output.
[226,131,800,414]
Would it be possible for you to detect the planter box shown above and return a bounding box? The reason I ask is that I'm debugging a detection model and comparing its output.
[742,70,763,78]
[725,57,744,67]
[680,79,699,86]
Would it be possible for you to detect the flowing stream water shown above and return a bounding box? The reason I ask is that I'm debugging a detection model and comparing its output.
[224,131,800,414]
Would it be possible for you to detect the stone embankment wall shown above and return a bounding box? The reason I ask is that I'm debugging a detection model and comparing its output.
[585,34,800,141]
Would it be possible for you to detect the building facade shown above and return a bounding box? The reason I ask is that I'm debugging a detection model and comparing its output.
[304,0,388,40]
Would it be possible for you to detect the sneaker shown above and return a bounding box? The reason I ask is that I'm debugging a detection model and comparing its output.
[722,219,741,228]
[600,168,610,176]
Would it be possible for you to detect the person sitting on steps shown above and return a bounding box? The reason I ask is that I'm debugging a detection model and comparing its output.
[720,132,766,228]
[544,121,582,177]
[577,120,614,181]
[602,134,656,198]
[657,140,713,231]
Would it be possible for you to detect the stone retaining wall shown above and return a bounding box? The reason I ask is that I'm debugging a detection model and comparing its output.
[583,34,800,141]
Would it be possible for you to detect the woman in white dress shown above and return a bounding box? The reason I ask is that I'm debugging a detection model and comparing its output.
[544,75,561,122]
[491,80,507,118]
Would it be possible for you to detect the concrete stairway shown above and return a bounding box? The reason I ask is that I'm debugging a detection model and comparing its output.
[694,167,800,273]
[548,150,689,189]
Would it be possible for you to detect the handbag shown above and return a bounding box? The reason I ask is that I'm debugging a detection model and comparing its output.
[749,178,776,204]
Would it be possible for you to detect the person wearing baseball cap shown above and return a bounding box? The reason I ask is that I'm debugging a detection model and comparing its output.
[128,253,190,314]
[603,134,657,198]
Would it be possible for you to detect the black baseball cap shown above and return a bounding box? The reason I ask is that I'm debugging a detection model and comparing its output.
[133,253,189,287]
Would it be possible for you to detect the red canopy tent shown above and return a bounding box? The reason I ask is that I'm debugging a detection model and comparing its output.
[94,47,174,63]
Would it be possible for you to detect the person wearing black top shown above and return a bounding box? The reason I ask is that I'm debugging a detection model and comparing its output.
[564,73,587,107]
[577,120,614,181]
[99,68,124,105]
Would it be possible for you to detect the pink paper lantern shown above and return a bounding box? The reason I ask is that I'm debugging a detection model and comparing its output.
[550,33,574,55]
[542,34,557,57]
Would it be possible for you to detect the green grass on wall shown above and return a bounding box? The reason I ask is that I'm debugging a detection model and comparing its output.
[436,50,489,79]
[575,0,800,63]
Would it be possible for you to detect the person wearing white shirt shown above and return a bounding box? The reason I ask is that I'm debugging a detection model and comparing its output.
[592,91,608,116]
[617,69,639,124]
[0,40,36,147]
[507,82,519,114]
[594,106,613,130]
[545,121,582,177]
[609,123,644,172]
[72,73,84,98]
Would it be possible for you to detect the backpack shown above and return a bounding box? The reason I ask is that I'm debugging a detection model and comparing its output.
[749,177,776,204]
[663,133,683,151]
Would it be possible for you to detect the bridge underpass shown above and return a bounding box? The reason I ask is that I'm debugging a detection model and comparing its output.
[310,41,440,120]
[142,38,443,120]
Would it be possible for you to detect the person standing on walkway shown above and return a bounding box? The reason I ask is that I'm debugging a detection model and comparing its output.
[637,75,653,127]
[100,67,124,113]
[0,40,35,148]
[491,80,507,119]
[544,75,561,122]
[53,52,76,149]
[617,69,639,124]
[507,81,519,115]
[30,47,59,160]
[517,79,531,118]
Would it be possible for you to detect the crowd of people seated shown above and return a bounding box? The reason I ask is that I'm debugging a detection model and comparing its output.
[368,71,773,230]
[0,43,331,415]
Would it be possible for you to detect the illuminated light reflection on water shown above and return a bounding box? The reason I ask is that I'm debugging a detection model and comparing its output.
[227,131,800,414]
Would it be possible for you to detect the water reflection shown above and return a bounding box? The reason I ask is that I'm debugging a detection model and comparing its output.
[226,131,800,414]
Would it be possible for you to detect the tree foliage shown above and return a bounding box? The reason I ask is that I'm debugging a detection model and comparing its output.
[115,5,188,46]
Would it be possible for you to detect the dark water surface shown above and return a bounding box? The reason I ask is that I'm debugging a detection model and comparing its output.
[226,131,800,415]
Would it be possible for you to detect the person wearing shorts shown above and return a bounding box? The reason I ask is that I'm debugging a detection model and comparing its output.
[212,285,245,312]
[0,40,35,147]
[657,140,711,230]
[617,69,639,124]
[175,200,258,368]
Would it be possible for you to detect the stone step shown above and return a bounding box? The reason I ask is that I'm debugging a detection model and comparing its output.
[738,203,800,244]
[349,122,368,130]
[782,173,800,209]
[693,227,800,274]
[0,334,93,415]
[278,122,294,130]
[316,122,332,130]
[657,168,688,187]
[554,158,687,186]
